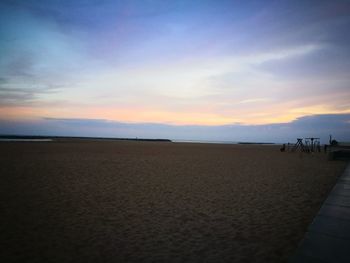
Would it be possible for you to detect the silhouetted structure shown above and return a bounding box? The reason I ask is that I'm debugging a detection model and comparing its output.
[292,138,306,152]
[287,138,321,153]
[305,138,321,152]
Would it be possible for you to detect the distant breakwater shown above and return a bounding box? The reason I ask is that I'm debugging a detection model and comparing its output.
[0,135,172,142]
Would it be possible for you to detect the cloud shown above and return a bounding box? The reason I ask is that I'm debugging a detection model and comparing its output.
[0,1,349,126]
[1,114,349,143]
[0,77,65,106]
[0,6,93,107]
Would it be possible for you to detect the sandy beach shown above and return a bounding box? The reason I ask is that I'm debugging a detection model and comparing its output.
[0,140,347,262]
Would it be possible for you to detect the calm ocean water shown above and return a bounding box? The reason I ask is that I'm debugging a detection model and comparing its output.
[173,139,238,144]
[172,139,276,145]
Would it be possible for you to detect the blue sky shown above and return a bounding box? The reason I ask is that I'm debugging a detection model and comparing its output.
[0,0,349,141]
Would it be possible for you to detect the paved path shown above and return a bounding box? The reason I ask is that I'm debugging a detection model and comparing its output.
[290,163,350,263]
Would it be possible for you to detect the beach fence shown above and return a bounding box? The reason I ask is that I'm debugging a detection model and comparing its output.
[327,142,350,160]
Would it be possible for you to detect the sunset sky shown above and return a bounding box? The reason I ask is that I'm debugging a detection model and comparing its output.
[0,0,349,141]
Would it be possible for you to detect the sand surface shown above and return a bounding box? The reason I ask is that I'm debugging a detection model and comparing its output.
[0,141,347,262]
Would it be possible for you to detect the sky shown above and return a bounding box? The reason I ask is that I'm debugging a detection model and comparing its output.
[0,0,349,142]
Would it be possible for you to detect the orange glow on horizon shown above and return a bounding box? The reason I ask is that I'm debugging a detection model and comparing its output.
[1,104,349,126]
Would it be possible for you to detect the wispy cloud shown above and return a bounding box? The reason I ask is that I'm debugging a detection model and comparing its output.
[238,98,271,104]
[246,44,323,64]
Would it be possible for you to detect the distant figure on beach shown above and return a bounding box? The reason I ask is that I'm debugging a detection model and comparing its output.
[280,144,286,152]
[324,144,328,153]
[329,134,338,146]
